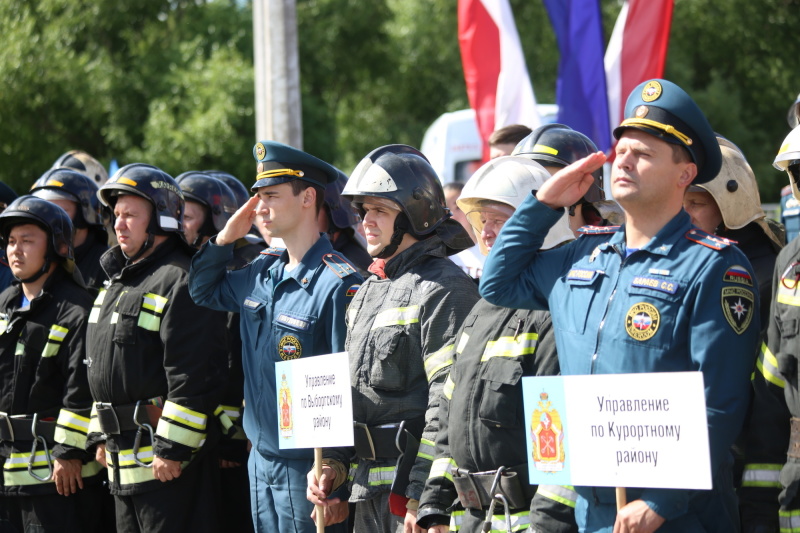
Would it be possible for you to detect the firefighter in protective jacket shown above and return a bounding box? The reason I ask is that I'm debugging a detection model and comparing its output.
[86,164,228,533]
[0,196,104,532]
[741,125,800,533]
[415,156,575,533]
[306,145,479,532]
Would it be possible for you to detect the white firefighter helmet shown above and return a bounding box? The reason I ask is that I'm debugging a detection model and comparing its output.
[692,137,782,249]
[775,125,800,202]
[457,156,574,255]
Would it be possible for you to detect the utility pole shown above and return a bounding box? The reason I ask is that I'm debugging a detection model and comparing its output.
[252,0,303,149]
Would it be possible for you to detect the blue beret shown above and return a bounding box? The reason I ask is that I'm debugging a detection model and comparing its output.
[251,141,338,191]
[613,79,721,184]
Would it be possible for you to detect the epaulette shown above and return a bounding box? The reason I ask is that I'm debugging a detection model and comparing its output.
[684,228,736,250]
[260,246,285,257]
[322,252,357,279]
[577,225,620,235]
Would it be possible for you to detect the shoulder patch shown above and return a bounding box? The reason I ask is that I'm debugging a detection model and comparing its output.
[345,284,360,297]
[260,246,285,257]
[323,253,357,279]
[578,225,620,235]
[723,265,754,287]
[684,229,736,251]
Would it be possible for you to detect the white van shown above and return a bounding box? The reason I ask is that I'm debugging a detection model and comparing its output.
[420,105,559,184]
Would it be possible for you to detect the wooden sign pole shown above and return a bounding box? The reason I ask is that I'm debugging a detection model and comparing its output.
[315,447,325,532]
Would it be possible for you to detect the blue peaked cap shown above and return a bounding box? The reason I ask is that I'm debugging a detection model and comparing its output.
[251,141,339,191]
[613,79,722,184]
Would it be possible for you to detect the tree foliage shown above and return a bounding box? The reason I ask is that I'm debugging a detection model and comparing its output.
[0,0,798,202]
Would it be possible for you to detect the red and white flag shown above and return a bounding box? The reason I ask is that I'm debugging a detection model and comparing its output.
[604,0,674,135]
[458,0,540,161]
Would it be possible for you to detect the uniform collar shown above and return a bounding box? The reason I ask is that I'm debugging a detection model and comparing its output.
[606,210,691,258]
[270,234,334,291]
[383,235,446,279]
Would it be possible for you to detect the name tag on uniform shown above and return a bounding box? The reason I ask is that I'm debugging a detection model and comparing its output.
[631,276,679,295]
[567,269,599,283]
[277,313,311,331]
[243,298,261,310]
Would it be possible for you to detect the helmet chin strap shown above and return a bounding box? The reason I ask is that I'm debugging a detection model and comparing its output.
[373,213,411,260]
[122,232,155,265]
[15,258,52,284]
[373,227,406,259]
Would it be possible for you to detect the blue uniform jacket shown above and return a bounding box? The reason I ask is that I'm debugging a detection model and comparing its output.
[480,194,760,532]
[189,235,362,459]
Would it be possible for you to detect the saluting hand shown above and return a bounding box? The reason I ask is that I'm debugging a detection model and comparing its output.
[536,151,607,210]
[215,194,260,246]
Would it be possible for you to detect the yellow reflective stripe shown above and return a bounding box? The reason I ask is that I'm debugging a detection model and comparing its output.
[112,446,153,467]
[371,306,420,329]
[757,342,785,388]
[536,484,578,508]
[108,452,189,486]
[742,463,782,488]
[137,313,161,331]
[428,457,456,482]
[88,289,106,323]
[481,333,538,362]
[54,409,91,449]
[88,404,102,434]
[779,509,800,532]
[48,324,69,341]
[161,401,207,430]
[424,344,454,381]
[450,510,464,530]
[138,293,168,331]
[156,418,206,449]
[218,405,242,421]
[110,312,119,325]
[367,466,395,486]
[214,405,234,433]
[417,438,435,461]
[0,319,7,332]
[4,449,52,467]
[455,332,470,355]
[42,324,69,358]
[142,293,168,313]
[778,283,800,307]
[15,342,24,356]
[449,509,530,532]
[443,375,455,400]
[347,462,357,482]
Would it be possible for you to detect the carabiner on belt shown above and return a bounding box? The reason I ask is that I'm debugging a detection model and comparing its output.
[28,413,54,482]
[482,466,513,533]
[132,401,155,468]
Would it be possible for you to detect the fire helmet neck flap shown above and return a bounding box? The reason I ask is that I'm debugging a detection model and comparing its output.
[692,137,782,250]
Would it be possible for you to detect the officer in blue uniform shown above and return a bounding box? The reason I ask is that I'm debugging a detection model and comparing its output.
[480,79,760,533]
[188,141,362,533]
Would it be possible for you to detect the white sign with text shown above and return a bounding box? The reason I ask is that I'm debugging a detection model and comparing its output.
[275,352,354,449]
[521,372,711,489]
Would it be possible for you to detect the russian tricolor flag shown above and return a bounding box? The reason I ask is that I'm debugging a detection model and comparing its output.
[542,0,611,153]
[458,0,541,161]
[605,0,674,139]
